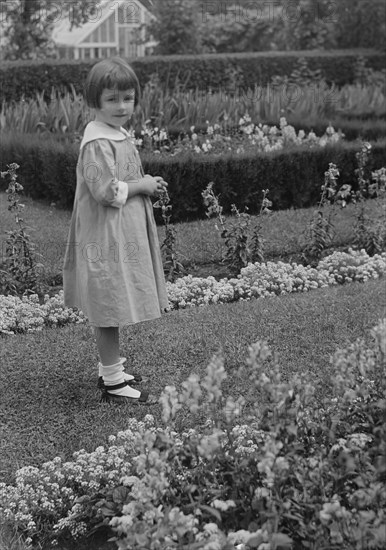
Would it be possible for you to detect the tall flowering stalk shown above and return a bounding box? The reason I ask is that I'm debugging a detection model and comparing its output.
[0,163,44,296]
[202,182,272,275]
[362,167,386,255]
[353,142,372,250]
[354,141,372,199]
[352,143,386,255]
[302,147,386,258]
[153,188,185,282]
[221,203,253,274]
[201,181,225,231]
[302,163,340,266]
[250,189,272,264]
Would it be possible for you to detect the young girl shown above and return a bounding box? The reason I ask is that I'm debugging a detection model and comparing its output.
[63,57,169,404]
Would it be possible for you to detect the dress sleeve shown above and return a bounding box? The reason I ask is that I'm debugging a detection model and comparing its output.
[79,139,129,208]
[132,146,145,178]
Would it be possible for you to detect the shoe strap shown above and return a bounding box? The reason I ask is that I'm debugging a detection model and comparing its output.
[104,380,129,391]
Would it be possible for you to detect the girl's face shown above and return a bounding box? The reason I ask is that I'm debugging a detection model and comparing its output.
[95,88,135,129]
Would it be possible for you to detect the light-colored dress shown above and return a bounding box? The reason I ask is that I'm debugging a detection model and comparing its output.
[63,120,169,327]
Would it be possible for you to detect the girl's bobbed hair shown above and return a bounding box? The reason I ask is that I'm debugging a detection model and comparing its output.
[84,57,140,109]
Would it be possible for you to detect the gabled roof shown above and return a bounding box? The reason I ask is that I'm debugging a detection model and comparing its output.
[52,0,155,47]
[136,0,154,11]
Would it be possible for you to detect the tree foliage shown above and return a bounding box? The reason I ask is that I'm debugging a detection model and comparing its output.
[333,0,386,50]
[1,0,385,61]
[0,0,96,60]
[146,0,203,55]
[199,0,385,53]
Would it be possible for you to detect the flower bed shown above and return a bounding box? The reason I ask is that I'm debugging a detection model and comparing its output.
[129,116,343,157]
[1,249,385,336]
[0,319,385,549]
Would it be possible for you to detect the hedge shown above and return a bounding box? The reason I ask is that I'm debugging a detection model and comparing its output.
[1,49,385,103]
[1,133,385,223]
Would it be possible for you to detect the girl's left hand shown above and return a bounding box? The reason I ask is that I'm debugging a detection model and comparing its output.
[154,176,168,188]
[153,176,168,195]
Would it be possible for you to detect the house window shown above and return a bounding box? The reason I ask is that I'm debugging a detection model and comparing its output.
[83,49,90,60]
[94,48,99,58]
[109,13,115,40]
[118,27,139,58]
[101,19,107,42]
[127,42,138,57]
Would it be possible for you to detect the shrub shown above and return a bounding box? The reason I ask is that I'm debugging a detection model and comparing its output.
[2,130,386,222]
[1,50,385,103]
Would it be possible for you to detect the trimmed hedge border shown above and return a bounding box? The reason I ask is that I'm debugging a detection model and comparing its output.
[1,49,385,103]
[1,133,385,223]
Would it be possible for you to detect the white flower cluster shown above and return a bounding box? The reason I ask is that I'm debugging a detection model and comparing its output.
[0,413,272,546]
[235,115,343,154]
[0,290,86,335]
[166,249,386,310]
[317,249,385,284]
[0,319,384,549]
[1,250,385,334]
[125,116,343,157]
[0,416,156,543]
[231,424,266,456]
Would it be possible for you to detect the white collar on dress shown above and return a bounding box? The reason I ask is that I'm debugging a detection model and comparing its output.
[80,121,131,150]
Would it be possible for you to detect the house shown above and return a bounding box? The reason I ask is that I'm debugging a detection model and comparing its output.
[52,0,157,60]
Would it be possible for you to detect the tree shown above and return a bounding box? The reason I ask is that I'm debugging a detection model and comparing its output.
[274,0,337,51]
[334,0,386,51]
[0,0,96,60]
[146,0,203,55]
[198,0,386,53]
[199,1,281,53]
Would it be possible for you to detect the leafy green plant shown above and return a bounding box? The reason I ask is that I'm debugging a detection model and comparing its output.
[0,85,90,140]
[357,167,386,255]
[1,81,385,136]
[271,56,325,88]
[300,145,385,262]
[220,204,253,275]
[353,56,386,88]
[352,143,386,255]
[0,163,45,297]
[1,319,385,549]
[302,163,341,265]
[249,189,272,265]
[153,188,185,282]
[202,183,272,275]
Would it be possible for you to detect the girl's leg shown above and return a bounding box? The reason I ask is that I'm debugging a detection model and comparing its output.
[94,327,120,365]
[94,327,140,384]
[94,326,142,400]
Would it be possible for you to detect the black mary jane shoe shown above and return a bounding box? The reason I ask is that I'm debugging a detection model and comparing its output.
[97,373,143,390]
[100,381,157,405]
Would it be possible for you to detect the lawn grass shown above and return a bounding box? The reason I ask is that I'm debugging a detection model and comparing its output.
[1,193,386,550]
[1,191,385,282]
[0,276,385,485]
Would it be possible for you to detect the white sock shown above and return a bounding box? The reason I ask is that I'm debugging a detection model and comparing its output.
[98,357,134,382]
[100,361,140,399]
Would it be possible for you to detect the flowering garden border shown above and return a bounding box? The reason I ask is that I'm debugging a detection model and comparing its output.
[0,248,385,336]
[0,317,384,549]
